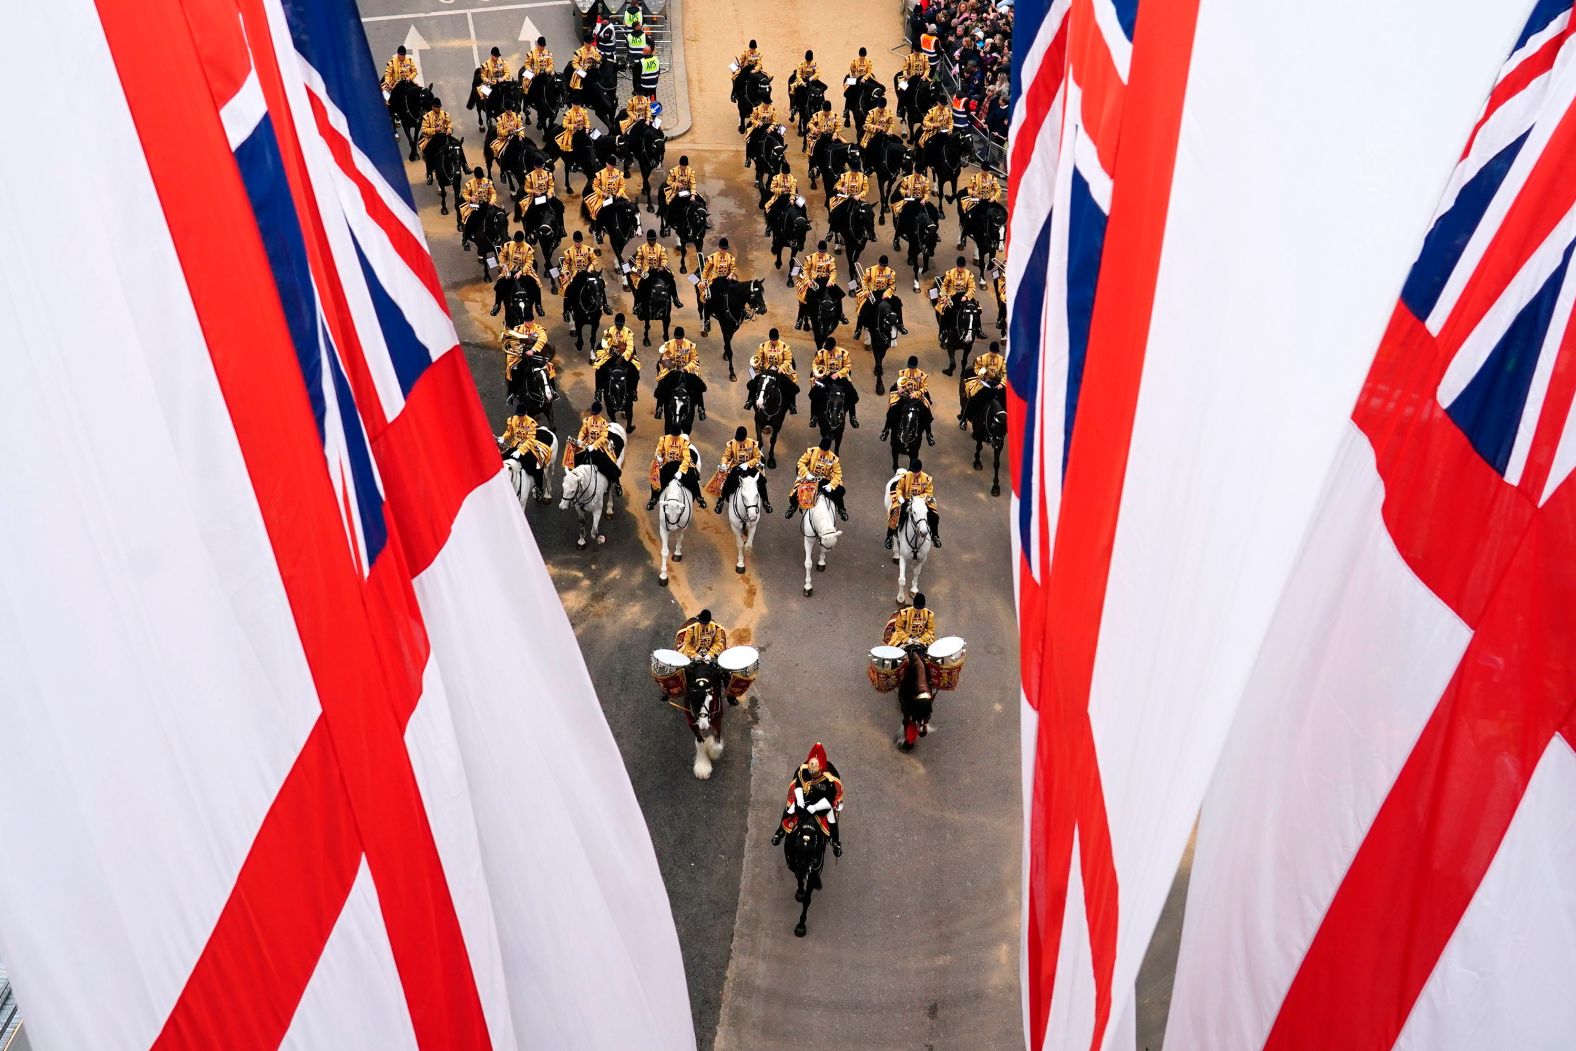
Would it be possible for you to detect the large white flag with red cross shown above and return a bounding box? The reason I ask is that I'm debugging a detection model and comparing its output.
[0,0,694,1047]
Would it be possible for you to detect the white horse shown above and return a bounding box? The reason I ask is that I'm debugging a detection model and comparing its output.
[726,471,763,574]
[884,470,933,604]
[799,485,843,596]
[559,422,627,546]
[656,449,702,585]
[499,429,559,510]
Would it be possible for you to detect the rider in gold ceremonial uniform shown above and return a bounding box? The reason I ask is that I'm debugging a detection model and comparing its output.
[790,51,819,91]
[381,47,419,91]
[498,319,551,380]
[489,107,525,160]
[883,593,937,648]
[762,162,798,228]
[892,166,933,224]
[480,47,512,86]
[708,426,772,512]
[859,103,899,148]
[917,101,953,148]
[417,98,453,155]
[523,37,554,78]
[663,156,699,204]
[646,432,704,509]
[699,238,737,301]
[555,101,592,153]
[746,329,800,416]
[569,35,602,89]
[960,340,1006,423]
[620,93,654,135]
[959,169,1002,213]
[853,255,908,337]
[887,355,932,407]
[501,412,552,471]
[805,101,842,155]
[830,158,869,218]
[632,231,674,291]
[785,437,848,520]
[770,743,844,855]
[935,256,978,315]
[900,50,931,83]
[886,458,941,549]
[734,40,765,80]
[808,336,860,429]
[675,609,729,660]
[584,161,629,226]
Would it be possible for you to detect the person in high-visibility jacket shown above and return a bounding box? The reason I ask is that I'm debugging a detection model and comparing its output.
[636,45,661,100]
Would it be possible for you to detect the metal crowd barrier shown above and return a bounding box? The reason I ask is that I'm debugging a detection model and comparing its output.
[900,5,1007,175]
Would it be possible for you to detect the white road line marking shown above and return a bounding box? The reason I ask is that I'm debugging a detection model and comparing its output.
[466,10,480,66]
[360,1,571,24]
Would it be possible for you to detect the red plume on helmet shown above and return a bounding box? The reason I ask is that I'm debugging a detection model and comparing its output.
[805,742,828,769]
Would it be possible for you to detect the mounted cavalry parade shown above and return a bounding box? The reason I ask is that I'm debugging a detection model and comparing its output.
[377,0,1007,949]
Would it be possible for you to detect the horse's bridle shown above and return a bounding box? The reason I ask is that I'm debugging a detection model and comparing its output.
[730,479,761,523]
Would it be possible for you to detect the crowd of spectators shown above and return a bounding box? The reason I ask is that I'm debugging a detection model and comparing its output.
[906,0,1014,153]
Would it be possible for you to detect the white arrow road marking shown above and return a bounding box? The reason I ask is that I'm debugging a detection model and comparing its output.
[518,14,541,42]
[403,24,431,84]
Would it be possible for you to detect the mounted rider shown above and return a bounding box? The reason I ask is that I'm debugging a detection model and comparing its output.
[593,313,641,401]
[960,340,1006,423]
[746,328,800,416]
[960,169,1002,213]
[935,256,978,315]
[845,47,876,127]
[790,50,820,94]
[892,164,933,225]
[522,36,554,79]
[633,229,683,301]
[556,229,598,317]
[708,426,773,514]
[646,431,705,509]
[762,160,798,229]
[795,240,845,330]
[805,100,842,156]
[497,318,552,383]
[417,97,453,156]
[745,102,785,162]
[887,457,941,549]
[733,40,766,83]
[830,155,870,220]
[699,237,737,303]
[916,101,953,148]
[489,106,526,162]
[884,593,937,648]
[659,154,700,234]
[480,46,512,88]
[555,101,593,154]
[568,34,602,90]
[859,102,900,148]
[654,327,706,421]
[381,45,419,91]
[886,355,932,409]
[899,48,931,85]
[809,336,861,429]
[500,411,552,475]
[853,254,908,338]
[620,93,655,135]
[521,160,557,213]
[785,436,849,521]
[676,609,729,661]
[584,160,630,232]
[770,743,844,856]
[565,401,622,494]
[459,167,498,247]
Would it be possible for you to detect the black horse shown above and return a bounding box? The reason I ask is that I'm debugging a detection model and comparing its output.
[500,271,546,325]
[828,197,875,269]
[858,294,902,394]
[564,270,611,353]
[388,80,435,161]
[864,132,911,226]
[468,70,523,132]
[733,69,773,133]
[591,196,641,262]
[663,193,710,273]
[424,133,466,217]
[814,379,854,454]
[487,130,550,194]
[521,67,562,133]
[894,74,942,137]
[751,371,792,469]
[519,194,565,270]
[464,202,510,279]
[961,198,1007,276]
[802,278,843,351]
[790,78,828,138]
[700,276,767,380]
[565,62,619,132]
[747,123,787,177]
[633,269,679,347]
[545,125,599,195]
[895,645,934,749]
[937,295,982,375]
[966,381,1007,496]
[597,354,640,435]
[623,122,668,210]
[894,200,941,292]
[654,370,705,434]
[809,136,861,195]
[885,396,934,472]
[918,130,969,215]
[782,793,837,937]
[507,349,559,424]
[768,197,810,274]
[843,78,885,138]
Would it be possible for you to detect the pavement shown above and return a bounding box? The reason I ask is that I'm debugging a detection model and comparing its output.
[356,0,1023,1047]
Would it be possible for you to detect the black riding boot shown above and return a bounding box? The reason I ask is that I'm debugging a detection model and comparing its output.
[830,820,842,857]
[930,511,942,548]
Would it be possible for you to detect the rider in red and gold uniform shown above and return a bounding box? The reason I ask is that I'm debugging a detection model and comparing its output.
[771,743,844,856]
[707,425,773,514]
[883,592,937,648]
[886,457,941,549]
[675,609,729,660]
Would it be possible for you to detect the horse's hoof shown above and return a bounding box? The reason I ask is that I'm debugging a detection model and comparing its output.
[974,460,983,471]
[735,565,746,574]
[441,207,449,215]
[794,923,807,938]
[775,259,782,269]
[816,563,826,573]
[804,587,813,596]
[673,553,683,563]
[596,535,607,544]
[767,456,776,468]
[658,575,668,587]
[942,367,955,376]
[992,485,1002,497]
[577,538,587,548]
